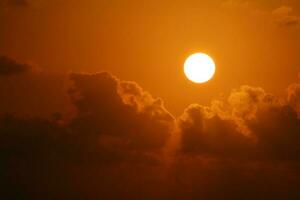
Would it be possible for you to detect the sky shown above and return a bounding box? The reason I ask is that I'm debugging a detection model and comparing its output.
[1,0,300,114]
[1,0,300,199]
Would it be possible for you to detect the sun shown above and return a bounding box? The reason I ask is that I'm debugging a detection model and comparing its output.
[184,53,216,84]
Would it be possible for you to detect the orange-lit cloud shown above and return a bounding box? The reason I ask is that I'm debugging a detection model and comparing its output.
[0,69,175,199]
[1,57,300,199]
[288,82,300,116]
[0,56,32,76]
[273,6,300,26]
[68,72,174,155]
[179,84,300,161]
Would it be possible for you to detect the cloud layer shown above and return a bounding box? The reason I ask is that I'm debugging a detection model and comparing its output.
[179,85,300,161]
[273,6,300,26]
[1,56,300,199]
[0,0,29,7]
[0,56,32,76]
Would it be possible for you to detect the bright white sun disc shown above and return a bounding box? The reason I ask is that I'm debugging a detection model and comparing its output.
[184,53,216,83]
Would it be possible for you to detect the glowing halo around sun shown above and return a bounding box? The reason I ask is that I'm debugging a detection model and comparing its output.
[184,53,216,84]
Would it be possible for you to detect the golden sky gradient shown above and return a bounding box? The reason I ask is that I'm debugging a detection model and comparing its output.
[1,0,300,115]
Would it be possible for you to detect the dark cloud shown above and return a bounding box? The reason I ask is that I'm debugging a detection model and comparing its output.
[0,56,31,76]
[179,85,300,161]
[0,70,69,118]
[0,115,170,199]
[248,102,300,160]
[0,71,174,199]
[0,71,175,157]
[0,0,29,7]
[227,85,300,160]
[68,72,174,152]
[179,104,253,158]
[288,83,300,116]
[1,65,300,199]
[176,85,300,199]
[169,156,300,200]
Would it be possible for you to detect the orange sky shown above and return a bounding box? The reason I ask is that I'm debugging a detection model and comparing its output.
[1,0,300,115]
[1,1,300,199]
